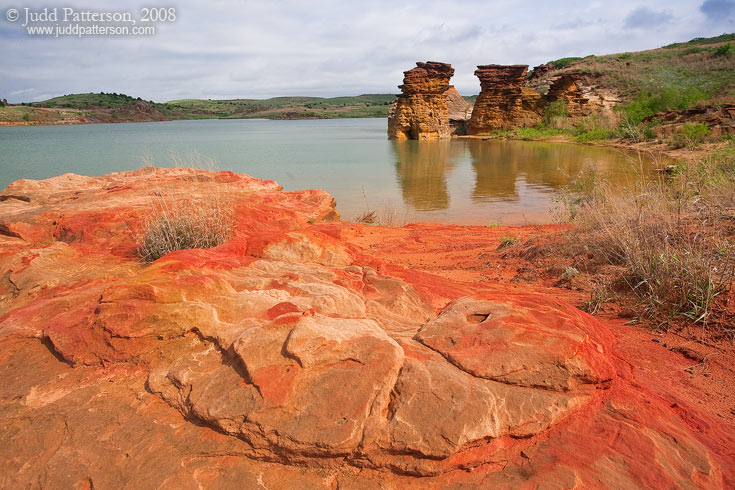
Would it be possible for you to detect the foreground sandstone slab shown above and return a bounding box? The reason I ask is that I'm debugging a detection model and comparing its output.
[0,168,732,488]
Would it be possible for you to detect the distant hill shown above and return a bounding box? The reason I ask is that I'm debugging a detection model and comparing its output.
[16,93,396,122]
[160,94,396,119]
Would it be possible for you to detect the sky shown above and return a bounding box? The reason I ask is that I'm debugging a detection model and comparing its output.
[1,0,734,103]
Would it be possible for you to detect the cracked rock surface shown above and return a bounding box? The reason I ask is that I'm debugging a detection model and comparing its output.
[0,168,732,488]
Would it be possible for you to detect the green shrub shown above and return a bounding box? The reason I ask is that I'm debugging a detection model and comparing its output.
[621,87,706,125]
[542,100,568,128]
[548,57,583,69]
[22,113,30,122]
[711,42,734,57]
[670,122,710,148]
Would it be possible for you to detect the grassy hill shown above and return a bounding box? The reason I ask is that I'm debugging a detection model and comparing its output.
[497,33,735,143]
[32,92,146,109]
[18,93,397,122]
[160,94,396,119]
[529,33,735,112]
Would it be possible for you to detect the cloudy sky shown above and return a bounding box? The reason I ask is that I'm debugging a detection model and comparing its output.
[1,0,733,102]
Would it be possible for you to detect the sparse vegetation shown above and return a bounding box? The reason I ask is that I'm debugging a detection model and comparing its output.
[556,143,735,329]
[498,235,519,249]
[524,34,735,148]
[547,57,585,69]
[542,101,568,128]
[582,283,612,315]
[670,122,710,149]
[574,128,615,142]
[137,158,235,263]
[355,210,377,224]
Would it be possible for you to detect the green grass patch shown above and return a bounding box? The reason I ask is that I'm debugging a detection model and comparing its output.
[663,33,735,49]
[670,122,710,148]
[621,86,706,124]
[574,128,615,142]
[548,57,584,69]
[513,127,569,140]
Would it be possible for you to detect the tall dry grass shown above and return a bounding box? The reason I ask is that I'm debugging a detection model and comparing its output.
[558,143,735,328]
[137,154,235,263]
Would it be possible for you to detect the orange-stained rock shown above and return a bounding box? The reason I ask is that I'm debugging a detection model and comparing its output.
[468,64,543,133]
[0,168,732,488]
[547,73,589,117]
[388,61,454,140]
[416,296,615,391]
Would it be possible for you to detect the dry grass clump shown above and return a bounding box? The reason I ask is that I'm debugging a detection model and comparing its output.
[353,185,414,226]
[353,202,414,227]
[137,156,235,263]
[558,143,735,328]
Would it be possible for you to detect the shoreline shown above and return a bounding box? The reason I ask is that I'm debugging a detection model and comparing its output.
[4,113,714,164]
[457,132,725,163]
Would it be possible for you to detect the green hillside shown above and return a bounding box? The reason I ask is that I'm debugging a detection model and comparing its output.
[532,33,735,104]
[27,93,397,121]
[31,92,148,109]
[160,94,395,119]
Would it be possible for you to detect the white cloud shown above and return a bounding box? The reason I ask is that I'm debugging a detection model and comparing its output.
[0,0,727,102]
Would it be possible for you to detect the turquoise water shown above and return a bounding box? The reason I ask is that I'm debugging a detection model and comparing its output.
[0,118,646,224]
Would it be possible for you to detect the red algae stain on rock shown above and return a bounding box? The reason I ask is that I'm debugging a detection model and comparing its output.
[0,167,732,489]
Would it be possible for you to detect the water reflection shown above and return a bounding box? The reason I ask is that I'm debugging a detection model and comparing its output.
[468,139,607,201]
[390,138,647,217]
[391,140,461,211]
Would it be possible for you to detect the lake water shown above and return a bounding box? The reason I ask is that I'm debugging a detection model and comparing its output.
[0,118,649,225]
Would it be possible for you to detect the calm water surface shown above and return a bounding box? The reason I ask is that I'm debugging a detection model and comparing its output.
[0,118,649,224]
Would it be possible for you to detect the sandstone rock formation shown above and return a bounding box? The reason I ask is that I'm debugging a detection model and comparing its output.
[444,86,472,134]
[388,61,454,139]
[0,168,733,488]
[468,65,544,133]
[468,65,592,134]
[645,103,735,139]
[547,73,589,117]
[527,62,552,82]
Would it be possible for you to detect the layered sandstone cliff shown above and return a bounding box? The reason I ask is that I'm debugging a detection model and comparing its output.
[468,65,592,134]
[547,73,589,117]
[388,61,454,139]
[645,103,735,139]
[468,65,543,133]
